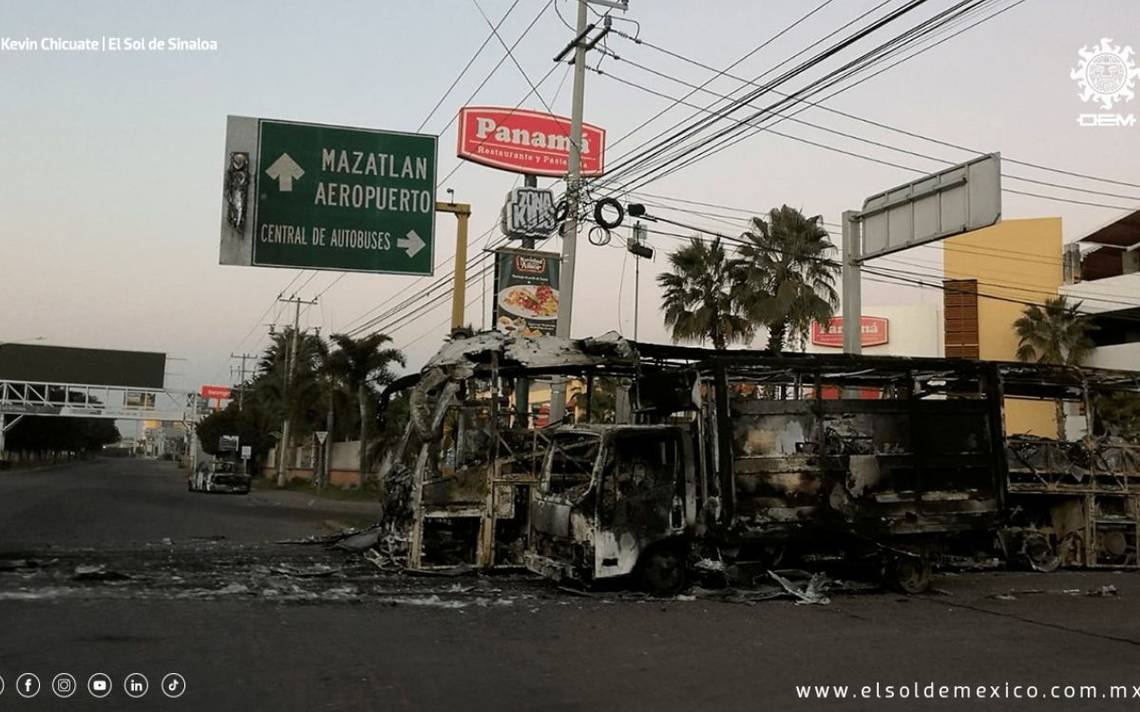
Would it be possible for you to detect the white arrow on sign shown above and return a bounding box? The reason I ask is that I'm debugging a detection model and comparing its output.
[265,153,304,191]
[397,230,426,258]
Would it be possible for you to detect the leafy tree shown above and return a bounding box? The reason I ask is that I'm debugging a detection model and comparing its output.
[196,399,274,471]
[657,237,753,350]
[1014,295,1096,438]
[326,333,405,481]
[253,328,329,483]
[1094,392,1140,439]
[737,205,839,353]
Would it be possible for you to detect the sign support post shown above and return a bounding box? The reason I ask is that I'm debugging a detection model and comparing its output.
[514,175,539,427]
[841,210,863,356]
[436,202,472,332]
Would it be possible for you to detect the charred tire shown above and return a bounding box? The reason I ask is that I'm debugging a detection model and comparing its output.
[1021,533,1061,573]
[636,542,688,596]
[883,554,932,594]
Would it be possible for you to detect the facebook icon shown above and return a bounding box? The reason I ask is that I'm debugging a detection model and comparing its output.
[16,672,40,698]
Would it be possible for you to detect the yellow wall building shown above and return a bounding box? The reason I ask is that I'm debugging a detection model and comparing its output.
[943,217,1062,436]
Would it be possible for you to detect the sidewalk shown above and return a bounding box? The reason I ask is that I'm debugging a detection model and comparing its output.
[247,484,381,517]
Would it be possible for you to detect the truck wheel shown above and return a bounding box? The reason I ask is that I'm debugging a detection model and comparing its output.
[883,554,931,594]
[637,544,687,596]
[1021,533,1060,572]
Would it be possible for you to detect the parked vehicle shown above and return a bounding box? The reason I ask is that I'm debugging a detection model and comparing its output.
[189,459,250,494]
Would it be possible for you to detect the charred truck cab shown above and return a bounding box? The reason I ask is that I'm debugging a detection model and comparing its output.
[527,424,699,592]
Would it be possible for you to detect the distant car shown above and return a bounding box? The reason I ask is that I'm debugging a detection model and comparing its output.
[188,460,251,494]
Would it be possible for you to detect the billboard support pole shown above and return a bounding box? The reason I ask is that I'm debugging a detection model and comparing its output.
[515,175,538,427]
[437,202,473,332]
[549,0,590,425]
[841,210,863,356]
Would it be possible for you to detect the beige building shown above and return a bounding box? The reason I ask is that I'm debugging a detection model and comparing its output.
[943,217,1063,436]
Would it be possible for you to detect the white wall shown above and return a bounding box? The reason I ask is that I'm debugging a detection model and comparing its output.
[1085,342,1140,371]
[1061,272,1140,314]
[802,304,944,357]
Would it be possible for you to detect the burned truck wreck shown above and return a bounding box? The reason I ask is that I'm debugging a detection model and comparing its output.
[528,346,1008,594]
[376,332,640,571]
[376,333,1140,594]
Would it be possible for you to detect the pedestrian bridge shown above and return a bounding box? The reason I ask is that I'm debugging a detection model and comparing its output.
[0,378,195,422]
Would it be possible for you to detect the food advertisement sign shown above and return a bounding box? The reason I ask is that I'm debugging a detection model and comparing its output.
[493,248,561,337]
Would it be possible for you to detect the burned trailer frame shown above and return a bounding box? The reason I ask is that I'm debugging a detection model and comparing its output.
[375,332,641,571]
[997,363,1140,569]
[525,344,1009,593]
[638,346,1008,550]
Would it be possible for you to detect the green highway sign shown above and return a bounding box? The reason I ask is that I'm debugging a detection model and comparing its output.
[220,116,437,275]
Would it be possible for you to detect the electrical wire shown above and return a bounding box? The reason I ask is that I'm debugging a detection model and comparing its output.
[418,0,523,132]
[596,50,1140,203]
[610,17,1140,191]
[619,0,1026,192]
[600,0,1007,196]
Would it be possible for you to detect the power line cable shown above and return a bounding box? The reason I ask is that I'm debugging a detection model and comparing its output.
[418,0,524,131]
[598,49,1140,203]
[621,0,1024,192]
[602,0,1002,195]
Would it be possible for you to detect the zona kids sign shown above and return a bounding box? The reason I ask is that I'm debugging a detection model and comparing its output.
[457,106,606,177]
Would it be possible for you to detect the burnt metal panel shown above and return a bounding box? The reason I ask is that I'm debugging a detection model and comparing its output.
[0,345,166,389]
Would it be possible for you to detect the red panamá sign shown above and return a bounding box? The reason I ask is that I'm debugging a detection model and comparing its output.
[199,385,232,400]
[457,106,606,177]
[811,316,890,348]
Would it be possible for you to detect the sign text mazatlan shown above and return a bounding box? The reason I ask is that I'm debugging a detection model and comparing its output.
[219,116,437,275]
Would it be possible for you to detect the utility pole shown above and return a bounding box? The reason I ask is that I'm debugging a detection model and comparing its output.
[276,295,318,487]
[549,0,591,424]
[230,352,256,410]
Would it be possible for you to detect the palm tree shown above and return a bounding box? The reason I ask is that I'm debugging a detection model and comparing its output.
[1014,295,1096,438]
[737,206,839,353]
[657,237,753,350]
[312,337,353,489]
[255,329,325,485]
[1014,296,1095,366]
[326,333,406,483]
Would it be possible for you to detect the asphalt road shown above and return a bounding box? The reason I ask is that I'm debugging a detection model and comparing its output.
[1,458,1139,711]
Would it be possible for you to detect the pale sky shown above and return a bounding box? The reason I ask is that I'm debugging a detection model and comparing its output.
[2,0,1138,394]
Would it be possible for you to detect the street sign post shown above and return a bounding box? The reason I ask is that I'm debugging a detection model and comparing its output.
[841,153,1002,354]
[220,116,437,275]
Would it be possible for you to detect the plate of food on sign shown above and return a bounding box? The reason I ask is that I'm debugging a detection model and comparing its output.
[499,284,559,320]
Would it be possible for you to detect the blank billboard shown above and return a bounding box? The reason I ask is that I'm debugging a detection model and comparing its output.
[860,153,1001,261]
[0,345,166,389]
